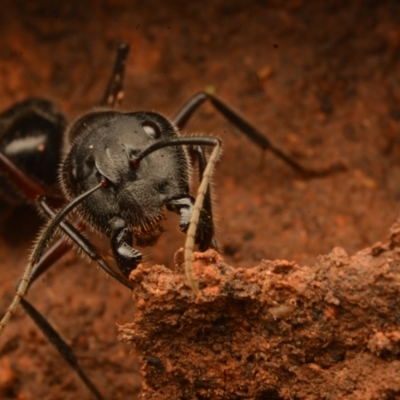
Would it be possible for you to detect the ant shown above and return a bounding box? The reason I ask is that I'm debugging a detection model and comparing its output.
[0,43,344,399]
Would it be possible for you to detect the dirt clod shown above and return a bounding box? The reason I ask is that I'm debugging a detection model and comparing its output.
[119,234,400,399]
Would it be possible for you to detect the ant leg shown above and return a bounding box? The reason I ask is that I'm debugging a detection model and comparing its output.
[173,92,346,177]
[190,145,218,251]
[0,151,102,397]
[0,198,103,397]
[67,42,130,143]
[1,183,106,336]
[167,146,218,251]
[167,195,215,251]
[7,199,125,400]
[39,197,134,290]
[20,298,103,400]
[184,138,221,294]
[100,43,130,108]
[110,218,142,278]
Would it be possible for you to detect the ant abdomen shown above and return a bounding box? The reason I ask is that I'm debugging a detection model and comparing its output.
[0,98,66,203]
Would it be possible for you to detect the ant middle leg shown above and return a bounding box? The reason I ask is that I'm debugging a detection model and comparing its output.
[173,91,346,177]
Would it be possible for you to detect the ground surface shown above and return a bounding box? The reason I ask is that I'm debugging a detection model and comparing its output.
[120,236,400,399]
[0,0,400,399]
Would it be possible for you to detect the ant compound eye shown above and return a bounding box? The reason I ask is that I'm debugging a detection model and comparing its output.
[142,120,161,139]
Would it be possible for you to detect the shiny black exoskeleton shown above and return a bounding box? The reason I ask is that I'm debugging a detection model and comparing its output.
[62,110,214,277]
[0,98,66,203]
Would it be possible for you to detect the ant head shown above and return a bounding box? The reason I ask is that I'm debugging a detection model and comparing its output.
[60,111,190,236]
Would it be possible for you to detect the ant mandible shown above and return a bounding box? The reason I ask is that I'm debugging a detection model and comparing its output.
[0,43,344,399]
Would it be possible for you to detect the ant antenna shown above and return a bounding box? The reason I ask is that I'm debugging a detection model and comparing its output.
[0,179,107,336]
[131,136,221,294]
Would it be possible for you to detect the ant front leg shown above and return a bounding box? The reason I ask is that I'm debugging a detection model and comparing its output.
[39,198,134,289]
[166,194,215,251]
[110,217,142,278]
[183,144,218,250]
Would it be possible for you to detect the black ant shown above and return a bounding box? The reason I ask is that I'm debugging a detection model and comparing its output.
[0,43,344,399]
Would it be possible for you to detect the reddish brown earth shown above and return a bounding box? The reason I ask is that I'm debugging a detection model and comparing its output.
[120,232,400,399]
[0,1,400,399]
